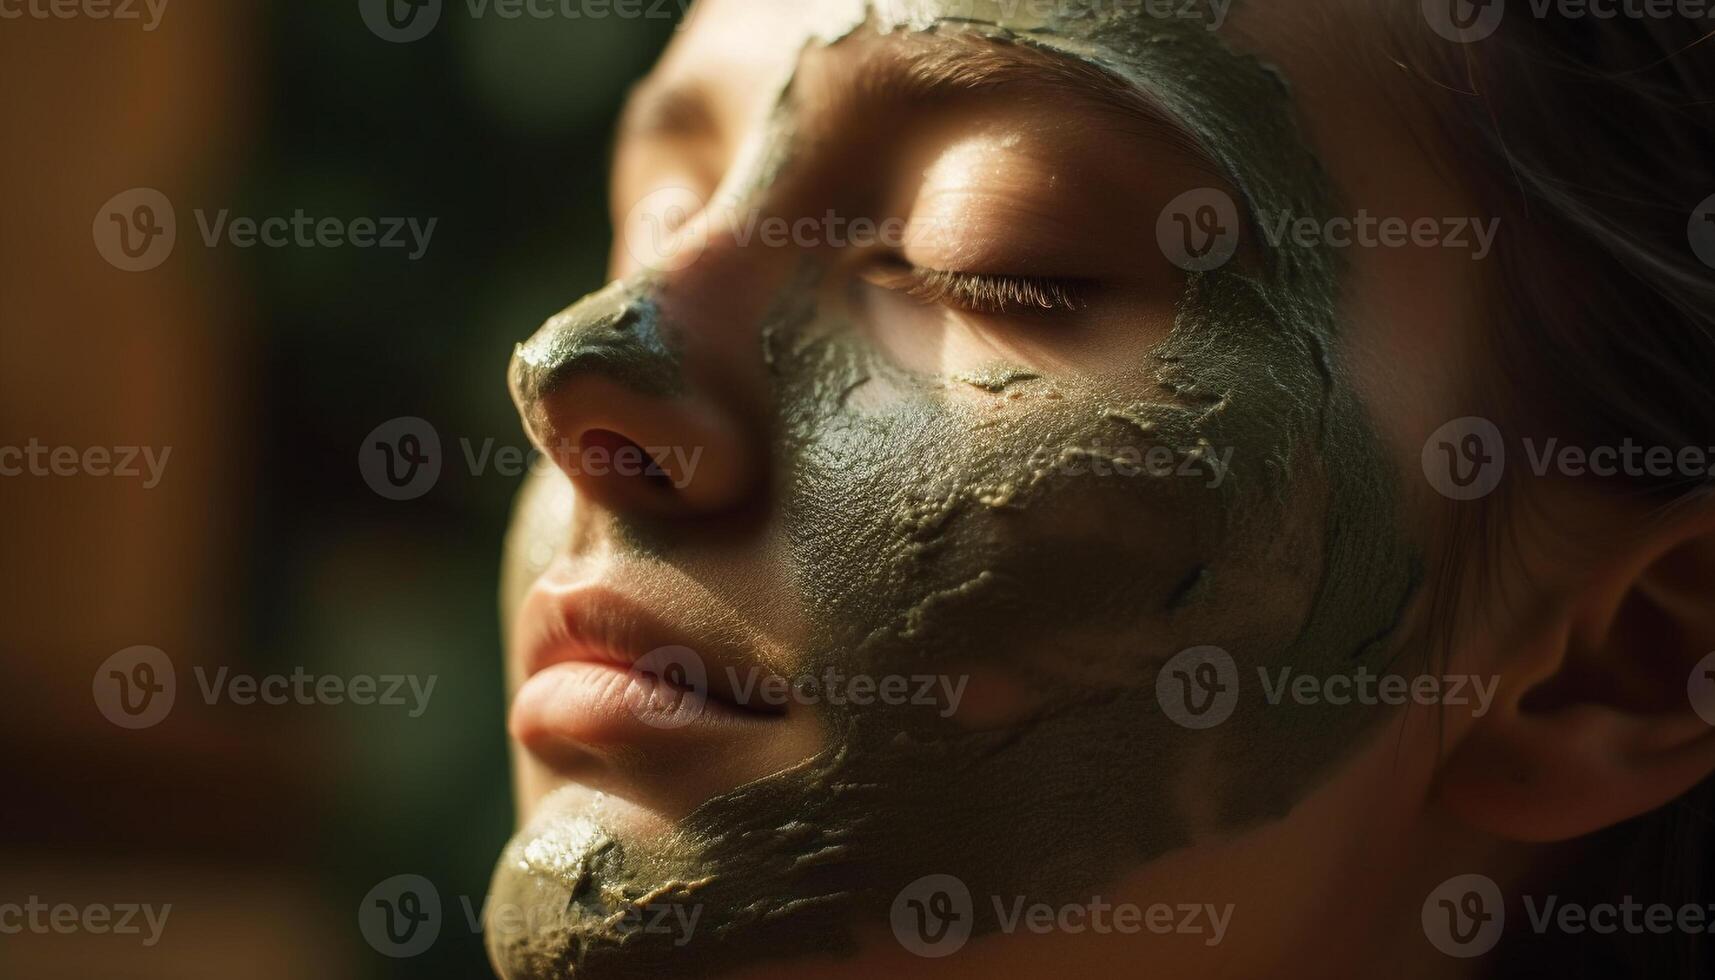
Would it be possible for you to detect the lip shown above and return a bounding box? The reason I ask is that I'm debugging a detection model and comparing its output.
[509,583,785,769]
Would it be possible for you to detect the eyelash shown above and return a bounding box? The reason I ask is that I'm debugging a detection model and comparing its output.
[873,262,1089,316]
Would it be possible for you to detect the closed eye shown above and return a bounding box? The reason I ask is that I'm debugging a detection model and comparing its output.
[862,259,1090,316]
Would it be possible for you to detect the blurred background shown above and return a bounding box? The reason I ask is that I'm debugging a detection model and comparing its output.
[0,2,681,975]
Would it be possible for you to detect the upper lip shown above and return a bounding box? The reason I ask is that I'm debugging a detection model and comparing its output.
[518,583,783,716]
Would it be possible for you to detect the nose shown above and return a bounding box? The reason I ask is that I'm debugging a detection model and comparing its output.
[508,276,763,520]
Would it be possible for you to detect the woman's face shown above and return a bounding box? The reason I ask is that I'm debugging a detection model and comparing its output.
[490,1,1495,977]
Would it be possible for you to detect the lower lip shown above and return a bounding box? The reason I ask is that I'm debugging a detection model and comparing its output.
[510,661,764,756]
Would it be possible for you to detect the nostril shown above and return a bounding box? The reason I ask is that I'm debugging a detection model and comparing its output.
[608,306,642,334]
[579,429,675,493]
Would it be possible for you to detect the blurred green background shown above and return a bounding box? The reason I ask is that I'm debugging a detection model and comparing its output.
[0,2,682,977]
[247,5,682,976]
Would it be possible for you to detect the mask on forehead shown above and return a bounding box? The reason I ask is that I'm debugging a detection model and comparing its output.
[489,3,1422,977]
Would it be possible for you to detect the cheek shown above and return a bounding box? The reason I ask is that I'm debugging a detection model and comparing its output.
[776,343,1326,691]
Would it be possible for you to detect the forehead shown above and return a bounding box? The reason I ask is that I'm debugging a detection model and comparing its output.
[647,3,1294,209]
[637,0,1423,216]
[651,0,1365,114]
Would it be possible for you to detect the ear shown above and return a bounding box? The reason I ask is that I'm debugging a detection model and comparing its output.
[1435,497,1715,842]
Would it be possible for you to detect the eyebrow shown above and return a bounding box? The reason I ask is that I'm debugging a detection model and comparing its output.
[617,30,1227,180]
[873,32,1223,174]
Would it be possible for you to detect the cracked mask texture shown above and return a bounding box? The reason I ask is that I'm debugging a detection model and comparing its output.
[489,3,1423,977]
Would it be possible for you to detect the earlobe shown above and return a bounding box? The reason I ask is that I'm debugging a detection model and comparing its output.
[1433,504,1715,843]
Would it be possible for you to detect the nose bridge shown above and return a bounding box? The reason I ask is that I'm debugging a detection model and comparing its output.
[520,195,833,416]
[507,119,843,517]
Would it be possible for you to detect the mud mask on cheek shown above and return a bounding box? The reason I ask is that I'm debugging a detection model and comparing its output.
[488,4,1422,978]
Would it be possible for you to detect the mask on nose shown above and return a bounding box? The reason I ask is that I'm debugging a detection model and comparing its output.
[510,277,682,444]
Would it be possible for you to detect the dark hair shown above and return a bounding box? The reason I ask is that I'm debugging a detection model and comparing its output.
[1386,7,1715,978]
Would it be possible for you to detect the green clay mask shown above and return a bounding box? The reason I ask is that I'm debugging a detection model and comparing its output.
[489,2,1422,977]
